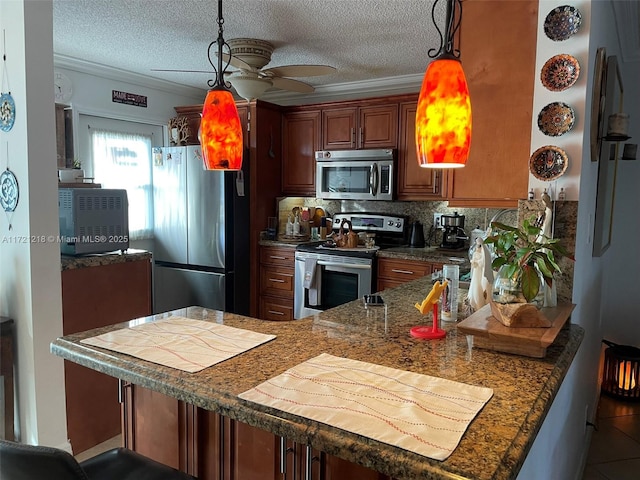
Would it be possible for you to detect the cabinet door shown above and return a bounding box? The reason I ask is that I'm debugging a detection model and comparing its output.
[322,107,357,149]
[359,104,398,149]
[260,295,294,321]
[446,0,537,207]
[396,102,444,200]
[323,451,392,479]
[376,258,433,292]
[282,110,321,196]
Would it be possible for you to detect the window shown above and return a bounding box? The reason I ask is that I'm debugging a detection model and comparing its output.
[90,129,153,240]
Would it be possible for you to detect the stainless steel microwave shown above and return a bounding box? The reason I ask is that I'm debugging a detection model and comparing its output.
[315,149,395,201]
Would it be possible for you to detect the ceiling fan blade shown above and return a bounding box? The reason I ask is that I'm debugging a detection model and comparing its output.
[151,68,214,74]
[218,52,256,72]
[271,77,315,94]
[262,65,336,78]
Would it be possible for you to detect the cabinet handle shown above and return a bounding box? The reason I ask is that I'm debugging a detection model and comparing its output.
[304,445,320,480]
[359,127,364,147]
[280,437,296,480]
[269,278,286,283]
[351,127,355,148]
[268,310,285,316]
[270,255,287,260]
[391,269,415,275]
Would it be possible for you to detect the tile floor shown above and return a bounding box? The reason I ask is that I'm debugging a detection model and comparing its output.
[75,395,640,479]
[582,394,640,480]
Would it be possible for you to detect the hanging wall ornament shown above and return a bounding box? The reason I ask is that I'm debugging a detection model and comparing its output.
[1,30,15,133]
[1,143,18,229]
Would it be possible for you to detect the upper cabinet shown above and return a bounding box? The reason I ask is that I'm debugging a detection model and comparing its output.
[322,104,399,150]
[396,101,446,200]
[282,109,321,196]
[445,0,538,207]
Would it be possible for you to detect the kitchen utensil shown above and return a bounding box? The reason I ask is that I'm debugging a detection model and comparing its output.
[334,218,358,248]
[409,221,425,248]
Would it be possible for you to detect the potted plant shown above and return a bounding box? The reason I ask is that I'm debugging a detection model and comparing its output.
[484,218,574,306]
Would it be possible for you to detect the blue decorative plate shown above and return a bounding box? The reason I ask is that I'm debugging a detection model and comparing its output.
[538,102,576,137]
[544,5,582,41]
[0,92,16,132]
[541,54,580,92]
[0,168,19,212]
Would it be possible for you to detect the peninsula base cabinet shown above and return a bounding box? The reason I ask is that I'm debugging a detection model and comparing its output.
[122,384,392,480]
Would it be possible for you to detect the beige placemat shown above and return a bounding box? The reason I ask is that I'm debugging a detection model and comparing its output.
[81,317,276,373]
[239,353,493,461]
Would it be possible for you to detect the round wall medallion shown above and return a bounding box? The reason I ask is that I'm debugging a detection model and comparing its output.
[544,5,582,41]
[538,102,576,137]
[529,146,569,181]
[541,54,580,92]
[1,168,19,212]
[0,92,16,132]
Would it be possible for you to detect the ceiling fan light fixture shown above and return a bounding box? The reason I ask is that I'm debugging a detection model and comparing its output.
[200,0,243,171]
[416,0,472,169]
[229,75,273,101]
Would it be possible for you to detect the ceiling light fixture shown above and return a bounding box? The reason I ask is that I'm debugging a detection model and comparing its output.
[200,0,243,171]
[415,0,472,168]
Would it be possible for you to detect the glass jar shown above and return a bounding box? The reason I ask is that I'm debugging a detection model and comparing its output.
[492,264,545,307]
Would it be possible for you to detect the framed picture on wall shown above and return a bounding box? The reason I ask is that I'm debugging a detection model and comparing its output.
[592,55,623,257]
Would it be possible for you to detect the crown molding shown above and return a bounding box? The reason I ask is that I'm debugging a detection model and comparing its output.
[260,73,424,106]
[53,54,207,99]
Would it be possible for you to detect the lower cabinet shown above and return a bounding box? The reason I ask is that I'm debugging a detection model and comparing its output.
[377,257,443,292]
[122,384,391,480]
[259,246,296,321]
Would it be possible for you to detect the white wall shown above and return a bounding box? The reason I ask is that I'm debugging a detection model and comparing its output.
[0,0,69,449]
[519,1,624,479]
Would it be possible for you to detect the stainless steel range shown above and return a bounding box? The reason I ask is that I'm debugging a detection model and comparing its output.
[294,213,408,319]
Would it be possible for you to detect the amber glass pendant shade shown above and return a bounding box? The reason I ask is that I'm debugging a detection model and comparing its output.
[415,57,472,168]
[200,89,243,171]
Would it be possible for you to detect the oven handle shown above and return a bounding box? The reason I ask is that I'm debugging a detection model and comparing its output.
[317,260,371,270]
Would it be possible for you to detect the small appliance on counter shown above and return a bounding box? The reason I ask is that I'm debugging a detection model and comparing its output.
[409,221,425,248]
[58,188,129,255]
[440,212,468,251]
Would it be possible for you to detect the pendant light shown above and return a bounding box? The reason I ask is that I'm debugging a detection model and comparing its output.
[200,0,243,170]
[416,0,472,168]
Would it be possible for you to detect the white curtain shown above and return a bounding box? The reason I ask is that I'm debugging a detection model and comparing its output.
[90,128,153,240]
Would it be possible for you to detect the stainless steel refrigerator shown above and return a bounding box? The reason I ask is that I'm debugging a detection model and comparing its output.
[152,145,249,315]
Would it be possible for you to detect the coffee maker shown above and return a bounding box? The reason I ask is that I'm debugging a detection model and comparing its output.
[440,212,468,250]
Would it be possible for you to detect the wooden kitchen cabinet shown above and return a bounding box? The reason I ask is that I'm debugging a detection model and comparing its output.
[123,384,391,480]
[62,256,152,454]
[282,109,321,196]
[396,101,445,200]
[376,257,442,292]
[445,0,537,207]
[259,246,296,321]
[322,103,398,150]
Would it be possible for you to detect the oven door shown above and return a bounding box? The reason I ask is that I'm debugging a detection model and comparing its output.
[294,253,373,319]
[315,160,393,201]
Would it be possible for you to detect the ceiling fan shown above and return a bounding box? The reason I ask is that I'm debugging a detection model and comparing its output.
[221,38,336,101]
[153,38,336,101]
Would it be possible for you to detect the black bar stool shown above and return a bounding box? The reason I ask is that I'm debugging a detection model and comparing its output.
[0,440,196,480]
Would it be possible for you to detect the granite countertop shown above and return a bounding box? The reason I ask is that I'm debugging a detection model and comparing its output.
[61,248,152,271]
[51,277,583,480]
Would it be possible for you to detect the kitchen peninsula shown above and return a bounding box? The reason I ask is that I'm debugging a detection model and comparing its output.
[51,276,583,480]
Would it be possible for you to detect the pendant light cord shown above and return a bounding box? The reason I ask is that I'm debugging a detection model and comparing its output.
[206,0,232,90]
[1,29,11,93]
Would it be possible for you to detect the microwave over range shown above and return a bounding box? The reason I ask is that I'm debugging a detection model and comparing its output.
[315,149,394,201]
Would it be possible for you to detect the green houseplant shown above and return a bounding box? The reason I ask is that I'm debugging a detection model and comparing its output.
[484,218,574,304]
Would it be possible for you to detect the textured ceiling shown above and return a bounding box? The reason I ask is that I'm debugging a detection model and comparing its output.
[52,0,446,102]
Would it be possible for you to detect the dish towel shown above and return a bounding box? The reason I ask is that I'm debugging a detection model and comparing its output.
[239,353,493,461]
[303,257,320,306]
[81,317,276,373]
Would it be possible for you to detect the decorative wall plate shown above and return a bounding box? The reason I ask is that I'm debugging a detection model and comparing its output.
[544,5,582,41]
[590,47,606,162]
[529,146,569,181]
[0,168,19,212]
[0,92,16,132]
[541,54,580,92]
[538,102,576,137]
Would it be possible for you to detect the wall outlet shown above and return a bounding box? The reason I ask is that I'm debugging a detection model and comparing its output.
[433,213,444,230]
